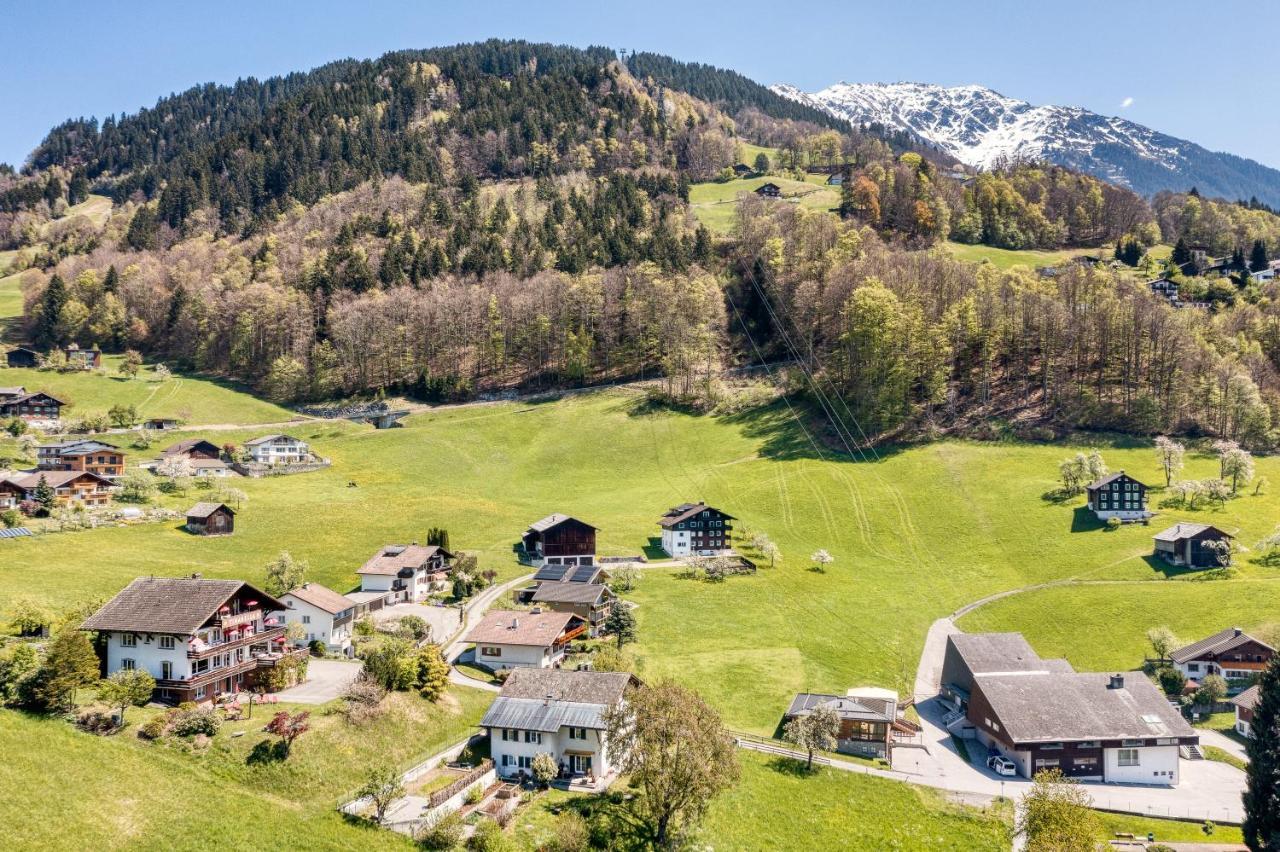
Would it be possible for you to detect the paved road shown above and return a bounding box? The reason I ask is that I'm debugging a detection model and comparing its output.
[1197,728,1248,764]
[444,572,534,693]
[275,658,362,704]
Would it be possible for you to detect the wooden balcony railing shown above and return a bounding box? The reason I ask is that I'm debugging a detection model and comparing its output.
[188,626,284,659]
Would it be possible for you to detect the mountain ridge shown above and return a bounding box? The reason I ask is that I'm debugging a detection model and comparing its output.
[772,80,1280,206]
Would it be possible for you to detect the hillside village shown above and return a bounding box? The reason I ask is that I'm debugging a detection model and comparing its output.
[3,35,1280,852]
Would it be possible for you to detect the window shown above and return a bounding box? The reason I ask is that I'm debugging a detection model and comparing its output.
[1034,759,1059,769]
[501,729,511,741]
[481,646,502,657]
[518,756,532,769]
[1121,739,1144,748]
[501,754,511,767]
[195,686,206,699]
[120,634,137,648]
[1117,749,1140,767]
[159,636,175,650]
[121,658,135,670]
[524,731,542,744]
[302,615,311,624]
[1187,663,1200,673]
[1040,742,1063,751]
[1077,741,1100,749]
[568,727,587,740]
[1155,738,1178,746]
[1074,757,1098,767]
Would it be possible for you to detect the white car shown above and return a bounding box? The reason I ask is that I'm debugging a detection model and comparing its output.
[987,755,1017,776]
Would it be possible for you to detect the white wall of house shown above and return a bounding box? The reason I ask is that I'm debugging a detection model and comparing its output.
[1093,508,1150,521]
[104,631,191,681]
[1104,745,1179,785]
[1236,711,1252,738]
[475,642,556,670]
[248,439,309,464]
[488,725,610,778]
[280,596,353,655]
[661,528,690,557]
[359,574,396,594]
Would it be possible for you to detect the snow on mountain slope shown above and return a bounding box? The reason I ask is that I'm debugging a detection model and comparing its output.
[771,81,1280,206]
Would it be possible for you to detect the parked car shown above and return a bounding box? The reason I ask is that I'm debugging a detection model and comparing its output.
[987,755,1017,776]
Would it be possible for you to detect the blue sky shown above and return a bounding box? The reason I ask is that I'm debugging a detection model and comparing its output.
[3,0,1277,169]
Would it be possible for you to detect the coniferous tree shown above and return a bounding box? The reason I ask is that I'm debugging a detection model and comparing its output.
[1171,236,1191,266]
[36,275,68,347]
[1244,656,1280,851]
[1251,239,1270,273]
[102,265,119,294]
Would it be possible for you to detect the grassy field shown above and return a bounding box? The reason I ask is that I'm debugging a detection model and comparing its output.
[0,686,489,850]
[509,749,1011,850]
[690,175,840,233]
[1094,809,1243,844]
[0,355,297,424]
[941,241,1107,270]
[0,271,22,341]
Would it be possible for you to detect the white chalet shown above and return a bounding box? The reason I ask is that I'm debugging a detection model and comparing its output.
[481,668,639,785]
[280,582,358,657]
[244,434,310,465]
[80,576,304,705]
[356,544,453,603]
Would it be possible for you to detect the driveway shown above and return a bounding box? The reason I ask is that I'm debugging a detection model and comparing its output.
[1198,727,1248,764]
[371,602,461,645]
[275,658,362,704]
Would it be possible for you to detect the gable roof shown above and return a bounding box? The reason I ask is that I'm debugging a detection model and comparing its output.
[530,581,611,605]
[284,582,354,615]
[3,391,65,406]
[464,609,580,647]
[161,438,221,457]
[526,513,596,534]
[786,692,894,723]
[4,470,115,489]
[1232,684,1260,713]
[81,577,282,634]
[755,182,781,193]
[976,671,1196,744]
[1085,471,1144,491]
[658,502,736,528]
[1170,627,1273,664]
[54,440,121,456]
[357,544,448,576]
[0,386,26,397]
[480,669,636,732]
[532,563,602,584]
[948,633,1075,678]
[1154,522,1232,543]
[186,502,234,519]
[244,433,304,446]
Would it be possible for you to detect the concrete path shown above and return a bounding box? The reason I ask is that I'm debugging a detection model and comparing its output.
[444,572,534,693]
[1197,728,1248,764]
[275,658,362,704]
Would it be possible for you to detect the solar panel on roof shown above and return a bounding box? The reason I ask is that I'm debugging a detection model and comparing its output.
[570,564,596,582]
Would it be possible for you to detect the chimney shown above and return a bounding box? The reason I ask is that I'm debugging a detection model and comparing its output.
[1233,627,1243,636]
[510,617,519,629]
[191,572,202,579]
[1108,674,1125,690]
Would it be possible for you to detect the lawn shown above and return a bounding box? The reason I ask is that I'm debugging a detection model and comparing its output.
[0,355,297,424]
[1094,809,1243,845]
[508,750,1011,850]
[690,175,840,233]
[0,271,22,342]
[941,241,1105,270]
[0,686,489,850]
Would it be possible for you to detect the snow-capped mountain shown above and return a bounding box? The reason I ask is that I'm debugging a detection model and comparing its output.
[771,81,1280,206]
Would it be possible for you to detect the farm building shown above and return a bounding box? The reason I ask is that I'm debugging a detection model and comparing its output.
[1153,523,1233,568]
[142,418,181,431]
[1232,686,1260,738]
[732,163,752,176]
[658,502,735,557]
[185,502,235,536]
[1170,627,1274,688]
[0,386,26,402]
[5,347,39,368]
[754,182,782,198]
[522,514,597,567]
[1085,471,1149,521]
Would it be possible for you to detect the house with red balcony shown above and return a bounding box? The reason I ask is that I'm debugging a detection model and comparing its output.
[80,575,307,705]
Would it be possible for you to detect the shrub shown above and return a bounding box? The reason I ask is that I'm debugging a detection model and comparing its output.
[171,706,221,737]
[467,819,512,852]
[1155,666,1187,696]
[531,752,558,787]
[76,709,119,734]
[415,810,465,850]
[547,811,590,852]
[139,713,170,740]
[0,509,19,528]
[308,640,325,656]
[1105,517,1121,530]
[464,784,485,805]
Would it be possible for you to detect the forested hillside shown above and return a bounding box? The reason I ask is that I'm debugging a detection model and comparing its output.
[6,40,1280,448]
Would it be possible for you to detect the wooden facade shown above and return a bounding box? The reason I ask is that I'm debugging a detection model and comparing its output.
[0,391,63,420]
[1154,524,1232,568]
[5,347,38,368]
[523,516,597,566]
[187,504,236,536]
[1085,472,1148,519]
[755,182,782,198]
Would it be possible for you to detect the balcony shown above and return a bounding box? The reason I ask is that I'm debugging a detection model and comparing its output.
[157,655,261,691]
[188,626,285,659]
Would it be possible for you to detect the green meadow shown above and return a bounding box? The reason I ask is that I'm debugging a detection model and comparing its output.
[690,174,841,233]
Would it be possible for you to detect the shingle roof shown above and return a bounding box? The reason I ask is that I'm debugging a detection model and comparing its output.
[497,668,634,705]
[1170,628,1272,664]
[1232,685,1260,713]
[532,563,602,584]
[975,671,1196,744]
[464,609,580,647]
[81,577,281,634]
[530,582,610,605]
[526,513,596,533]
[357,544,446,576]
[658,502,736,528]
[786,692,894,723]
[949,633,1074,677]
[186,502,233,519]
[1154,523,1231,543]
[285,582,354,615]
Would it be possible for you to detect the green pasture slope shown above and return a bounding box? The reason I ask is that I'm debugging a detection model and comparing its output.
[690,175,841,233]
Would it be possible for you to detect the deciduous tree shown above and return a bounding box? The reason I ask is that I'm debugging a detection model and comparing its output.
[96,669,155,723]
[783,703,841,770]
[1016,768,1102,851]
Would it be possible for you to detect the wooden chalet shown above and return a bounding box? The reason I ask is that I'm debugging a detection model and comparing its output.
[784,687,904,760]
[522,514,597,567]
[2,470,116,508]
[0,391,64,421]
[1153,523,1232,568]
[161,439,222,461]
[37,439,126,477]
[658,502,735,557]
[732,163,753,176]
[5,347,39,368]
[754,182,782,199]
[1084,471,1149,521]
[527,582,616,634]
[0,479,24,510]
[1170,628,1275,688]
[186,502,236,536]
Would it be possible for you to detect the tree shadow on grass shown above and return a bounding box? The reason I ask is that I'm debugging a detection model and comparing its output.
[716,398,911,463]
[765,755,819,777]
[544,788,655,851]
[246,738,289,765]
